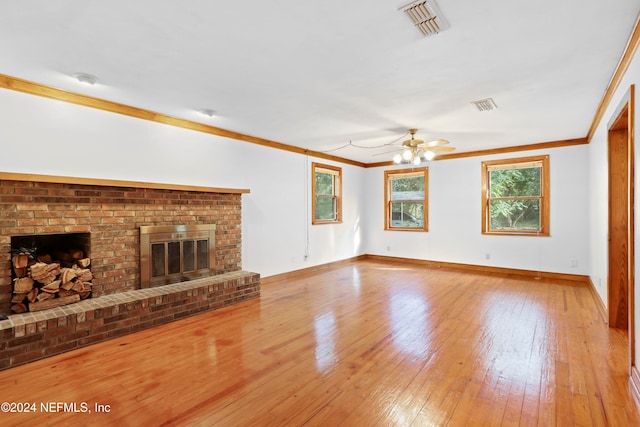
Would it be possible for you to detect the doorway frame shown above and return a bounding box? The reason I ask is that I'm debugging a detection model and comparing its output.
[607,84,636,377]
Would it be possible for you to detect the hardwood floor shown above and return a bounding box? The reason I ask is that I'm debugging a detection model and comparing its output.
[0,259,639,426]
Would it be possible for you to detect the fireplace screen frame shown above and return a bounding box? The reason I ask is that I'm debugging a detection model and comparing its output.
[140,224,216,288]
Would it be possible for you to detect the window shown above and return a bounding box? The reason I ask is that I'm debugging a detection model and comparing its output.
[482,155,549,235]
[385,167,428,231]
[312,163,342,224]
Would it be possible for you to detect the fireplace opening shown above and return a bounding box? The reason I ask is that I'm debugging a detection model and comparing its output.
[10,232,92,313]
[140,224,216,288]
[11,233,91,265]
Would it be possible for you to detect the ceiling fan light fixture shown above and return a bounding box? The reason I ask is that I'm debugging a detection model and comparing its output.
[424,150,436,161]
[387,129,455,165]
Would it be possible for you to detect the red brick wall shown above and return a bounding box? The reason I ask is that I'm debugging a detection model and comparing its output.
[0,179,243,315]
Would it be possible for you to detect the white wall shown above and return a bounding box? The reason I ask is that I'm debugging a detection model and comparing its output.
[0,89,366,278]
[363,145,590,275]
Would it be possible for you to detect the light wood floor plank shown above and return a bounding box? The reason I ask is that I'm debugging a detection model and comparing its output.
[0,259,638,426]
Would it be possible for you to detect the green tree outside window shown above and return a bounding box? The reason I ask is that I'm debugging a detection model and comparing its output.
[482,156,549,235]
[312,163,342,224]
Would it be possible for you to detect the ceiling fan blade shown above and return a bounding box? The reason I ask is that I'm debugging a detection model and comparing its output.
[419,139,450,148]
[428,146,456,152]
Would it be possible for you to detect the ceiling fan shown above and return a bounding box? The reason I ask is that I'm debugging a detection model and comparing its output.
[381,129,456,165]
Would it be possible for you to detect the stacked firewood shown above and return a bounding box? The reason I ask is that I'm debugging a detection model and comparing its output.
[11,249,92,313]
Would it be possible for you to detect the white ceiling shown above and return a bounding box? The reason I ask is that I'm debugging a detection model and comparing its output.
[1,0,639,164]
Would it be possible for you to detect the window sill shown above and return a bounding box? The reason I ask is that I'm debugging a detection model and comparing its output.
[385,227,428,232]
[482,231,549,236]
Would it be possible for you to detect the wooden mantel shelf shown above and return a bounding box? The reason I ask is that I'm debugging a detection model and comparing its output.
[0,172,250,194]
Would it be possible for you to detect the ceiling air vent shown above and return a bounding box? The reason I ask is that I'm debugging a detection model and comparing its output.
[399,0,450,37]
[471,98,498,112]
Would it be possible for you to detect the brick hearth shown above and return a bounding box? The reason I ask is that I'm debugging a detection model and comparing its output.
[0,271,259,370]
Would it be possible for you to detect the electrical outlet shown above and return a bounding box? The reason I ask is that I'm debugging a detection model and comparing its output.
[485,253,490,260]
[570,259,578,268]
[386,246,391,252]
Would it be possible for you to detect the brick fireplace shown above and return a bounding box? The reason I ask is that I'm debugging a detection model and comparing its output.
[0,173,260,370]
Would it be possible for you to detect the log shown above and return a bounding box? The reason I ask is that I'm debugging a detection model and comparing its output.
[13,277,34,293]
[11,293,27,303]
[30,262,60,284]
[41,280,61,293]
[77,258,91,268]
[11,303,27,314]
[29,294,80,312]
[60,268,76,286]
[76,269,93,282]
[58,289,75,298]
[13,267,27,278]
[61,280,75,291]
[27,288,38,303]
[12,253,29,278]
[36,292,53,302]
[30,262,46,277]
[12,254,29,269]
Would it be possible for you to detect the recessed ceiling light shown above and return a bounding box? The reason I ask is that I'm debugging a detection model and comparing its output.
[72,73,98,86]
[197,109,216,118]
